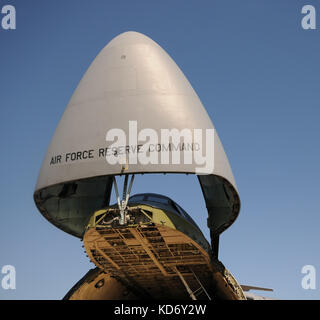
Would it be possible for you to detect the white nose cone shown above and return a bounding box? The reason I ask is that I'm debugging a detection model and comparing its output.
[34,32,240,237]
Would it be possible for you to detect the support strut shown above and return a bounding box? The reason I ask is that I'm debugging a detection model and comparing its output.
[112,174,135,225]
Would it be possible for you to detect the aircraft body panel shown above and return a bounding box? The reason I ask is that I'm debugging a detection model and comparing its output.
[34,32,240,237]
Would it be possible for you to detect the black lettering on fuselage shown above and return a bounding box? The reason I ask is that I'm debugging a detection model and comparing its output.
[65,150,95,162]
[50,155,62,165]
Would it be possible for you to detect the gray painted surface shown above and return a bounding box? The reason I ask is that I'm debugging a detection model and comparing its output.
[34,31,240,237]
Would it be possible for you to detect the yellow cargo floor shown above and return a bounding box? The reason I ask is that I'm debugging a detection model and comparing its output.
[84,224,214,299]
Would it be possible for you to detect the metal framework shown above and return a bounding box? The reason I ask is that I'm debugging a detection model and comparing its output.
[84,223,213,299]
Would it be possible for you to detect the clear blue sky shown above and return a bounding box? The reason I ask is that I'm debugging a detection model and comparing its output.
[0,0,320,300]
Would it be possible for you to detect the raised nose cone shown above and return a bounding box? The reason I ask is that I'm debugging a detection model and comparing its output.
[34,31,240,238]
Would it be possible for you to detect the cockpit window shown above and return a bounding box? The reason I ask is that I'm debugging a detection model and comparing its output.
[146,195,170,205]
[129,194,145,202]
[175,203,197,226]
[174,203,188,218]
[128,193,198,229]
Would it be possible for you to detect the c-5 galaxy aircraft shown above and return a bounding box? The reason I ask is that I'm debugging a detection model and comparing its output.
[34,31,272,300]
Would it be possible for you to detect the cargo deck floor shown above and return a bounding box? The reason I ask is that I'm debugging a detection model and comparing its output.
[84,224,214,299]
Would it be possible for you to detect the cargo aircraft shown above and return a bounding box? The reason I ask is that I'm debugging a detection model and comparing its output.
[34,32,273,300]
